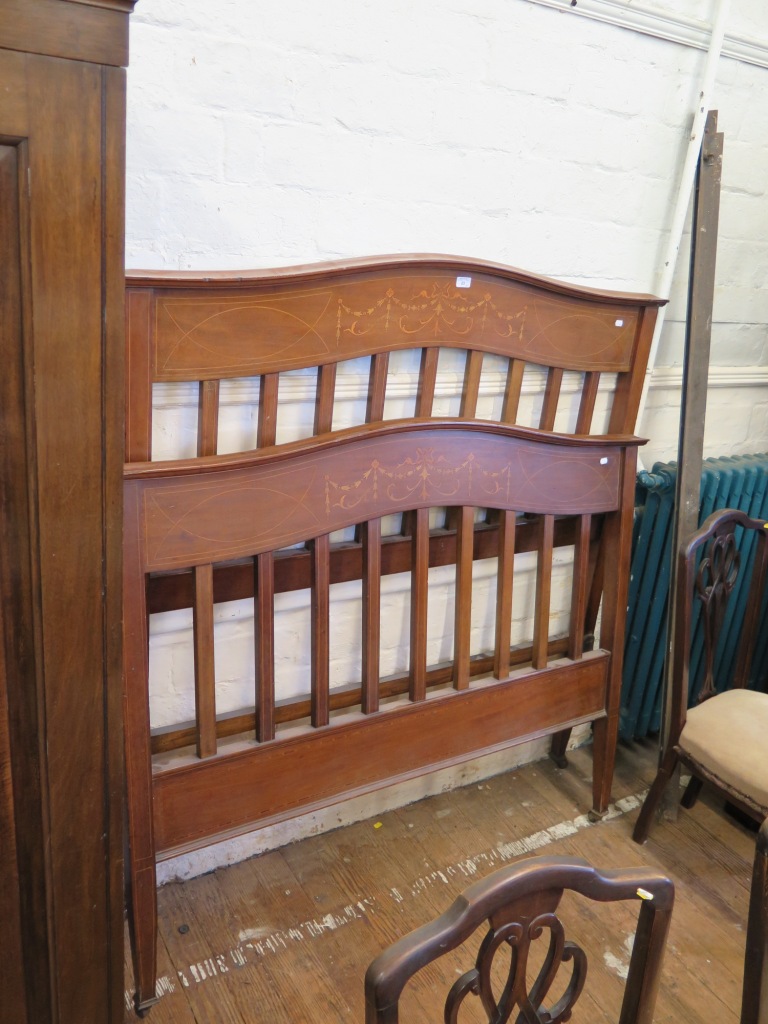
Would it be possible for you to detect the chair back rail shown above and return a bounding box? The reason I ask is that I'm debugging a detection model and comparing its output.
[364,856,674,1024]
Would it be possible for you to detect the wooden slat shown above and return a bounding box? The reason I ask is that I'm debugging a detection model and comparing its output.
[502,358,525,423]
[575,371,600,434]
[254,551,275,742]
[459,350,483,418]
[493,510,516,679]
[311,535,331,727]
[197,379,220,457]
[362,518,382,714]
[533,514,555,670]
[314,362,337,434]
[607,306,659,434]
[193,564,217,758]
[539,366,563,431]
[409,506,429,701]
[731,528,768,689]
[415,347,439,416]
[366,352,390,423]
[568,514,592,660]
[257,372,279,447]
[453,507,475,690]
[125,288,153,461]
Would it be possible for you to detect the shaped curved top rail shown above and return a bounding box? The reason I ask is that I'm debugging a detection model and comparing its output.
[127,253,664,380]
[124,419,642,571]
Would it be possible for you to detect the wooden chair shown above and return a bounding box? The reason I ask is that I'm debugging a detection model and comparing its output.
[633,509,768,845]
[742,817,768,1024]
[364,856,674,1024]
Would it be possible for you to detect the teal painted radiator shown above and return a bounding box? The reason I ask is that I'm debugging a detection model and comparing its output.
[620,454,768,740]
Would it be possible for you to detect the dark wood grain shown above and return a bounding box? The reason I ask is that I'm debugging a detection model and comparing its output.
[493,510,516,681]
[367,352,390,423]
[197,379,220,457]
[0,8,134,1020]
[365,857,674,1024]
[123,253,659,1011]
[362,518,382,714]
[311,535,331,728]
[409,507,430,702]
[257,372,279,447]
[255,552,276,742]
[153,654,610,854]
[741,819,768,1024]
[193,565,217,758]
[533,515,555,670]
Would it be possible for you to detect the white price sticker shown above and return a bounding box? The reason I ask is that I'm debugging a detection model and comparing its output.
[456,276,472,288]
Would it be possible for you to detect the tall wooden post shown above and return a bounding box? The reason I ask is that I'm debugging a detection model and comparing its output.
[0,3,135,1021]
[660,112,724,787]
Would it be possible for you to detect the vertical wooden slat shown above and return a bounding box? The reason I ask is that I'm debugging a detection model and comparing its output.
[123,488,158,1013]
[532,515,555,670]
[125,288,153,461]
[539,366,563,431]
[459,350,483,418]
[453,506,475,690]
[362,518,382,713]
[493,510,516,680]
[415,347,439,416]
[314,362,337,434]
[568,514,592,660]
[197,379,220,457]
[594,446,639,815]
[254,551,275,742]
[366,352,390,423]
[502,358,525,424]
[193,564,217,758]
[409,507,429,701]
[575,371,600,434]
[732,527,768,689]
[607,306,659,435]
[311,534,331,727]
[257,372,279,447]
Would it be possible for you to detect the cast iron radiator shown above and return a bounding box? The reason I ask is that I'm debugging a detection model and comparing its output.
[620,454,768,740]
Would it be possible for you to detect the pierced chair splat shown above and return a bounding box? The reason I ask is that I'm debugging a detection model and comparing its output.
[364,855,674,1024]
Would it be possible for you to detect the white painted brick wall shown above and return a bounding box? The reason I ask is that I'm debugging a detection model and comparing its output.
[125,0,768,873]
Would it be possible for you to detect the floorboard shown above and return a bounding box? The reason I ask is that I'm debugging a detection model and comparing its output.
[124,739,757,1022]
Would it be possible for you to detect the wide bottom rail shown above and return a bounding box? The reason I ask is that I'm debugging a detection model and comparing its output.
[152,652,610,856]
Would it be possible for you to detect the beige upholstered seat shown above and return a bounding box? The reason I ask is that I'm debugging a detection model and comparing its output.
[634,509,768,845]
[681,689,768,811]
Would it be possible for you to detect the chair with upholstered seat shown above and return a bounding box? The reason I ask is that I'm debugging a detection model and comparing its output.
[633,508,768,845]
[364,855,674,1024]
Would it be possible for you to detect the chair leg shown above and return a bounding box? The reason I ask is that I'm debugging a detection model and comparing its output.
[549,728,571,769]
[633,748,680,845]
[127,861,160,1016]
[590,715,618,820]
[680,774,703,810]
[741,818,768,1024]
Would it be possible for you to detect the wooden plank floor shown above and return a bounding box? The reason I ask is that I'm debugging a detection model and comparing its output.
[124,739,757,1022]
